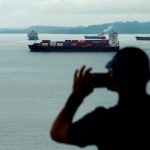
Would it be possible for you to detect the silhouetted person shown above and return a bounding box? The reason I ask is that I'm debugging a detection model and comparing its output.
[50,47,150,150]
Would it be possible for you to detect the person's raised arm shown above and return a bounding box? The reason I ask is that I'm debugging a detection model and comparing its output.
[50,65,93,144]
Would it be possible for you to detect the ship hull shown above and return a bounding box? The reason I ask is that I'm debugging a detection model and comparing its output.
[28,45,119,52]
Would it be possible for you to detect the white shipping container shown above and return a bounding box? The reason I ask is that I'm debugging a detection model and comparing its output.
[50,42,57,46]
[42,43,49,46]
[56,42,64,47]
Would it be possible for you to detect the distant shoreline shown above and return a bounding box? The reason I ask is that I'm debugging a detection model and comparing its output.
[0,21,150,34]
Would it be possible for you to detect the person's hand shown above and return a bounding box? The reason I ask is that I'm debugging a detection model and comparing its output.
[72,65,94,98]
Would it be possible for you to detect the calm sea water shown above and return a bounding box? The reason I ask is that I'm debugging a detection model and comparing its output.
[0,34,150,150]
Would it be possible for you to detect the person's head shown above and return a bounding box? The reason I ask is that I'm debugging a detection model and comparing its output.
[106,47,150,93]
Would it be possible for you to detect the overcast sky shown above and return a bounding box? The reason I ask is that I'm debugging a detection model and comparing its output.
[0,0,150,28]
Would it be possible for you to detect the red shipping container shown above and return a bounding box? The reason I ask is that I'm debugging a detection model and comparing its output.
[100,40,109,44]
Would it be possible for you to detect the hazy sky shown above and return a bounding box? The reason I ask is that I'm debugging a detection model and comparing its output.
[0,0,150,28]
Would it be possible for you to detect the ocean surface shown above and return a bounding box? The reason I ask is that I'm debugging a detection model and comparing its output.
[0,34,150,150]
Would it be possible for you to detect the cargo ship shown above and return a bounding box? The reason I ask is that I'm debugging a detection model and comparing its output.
[28,32,119,52]
[136,36,150,41]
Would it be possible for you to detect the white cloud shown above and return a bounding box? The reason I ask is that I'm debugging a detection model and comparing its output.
[0,0,150,27]
[34,0,150,14]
